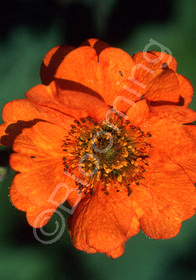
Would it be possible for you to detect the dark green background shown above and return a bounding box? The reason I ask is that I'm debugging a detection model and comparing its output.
[0,0,196,279]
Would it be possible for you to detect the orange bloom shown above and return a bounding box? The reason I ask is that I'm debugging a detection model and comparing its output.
[1,39,196,258]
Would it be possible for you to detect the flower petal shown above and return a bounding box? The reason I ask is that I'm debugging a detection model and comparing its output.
[140,106,196,182]
[126,99,151,126]
[55,44,135,111]
[131,52,169,93]
[40,45,74,85]
[55,45,99,88]
[10,121,75,211]
[132,51,177,72]
[132,161,196,239]
[10,182,30,211]
[10,183,55,228]
[96,47,135,107]
[26,81,110,123]
[177,73,193,106]
[68,183,140,258]
[144,69,179,103]
[127,100,196,127]
[54,80,110,122]
[0,98,73,147]
[131,52,190,105]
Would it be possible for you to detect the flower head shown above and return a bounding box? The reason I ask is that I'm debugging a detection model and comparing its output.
[1,39,196,258]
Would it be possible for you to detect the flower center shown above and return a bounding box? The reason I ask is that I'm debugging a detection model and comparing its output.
[62,116,151,195]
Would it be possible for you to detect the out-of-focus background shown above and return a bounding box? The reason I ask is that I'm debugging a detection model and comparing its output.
[0,0,196,279]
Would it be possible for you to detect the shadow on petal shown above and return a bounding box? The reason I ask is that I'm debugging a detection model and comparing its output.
[1,119,43,147]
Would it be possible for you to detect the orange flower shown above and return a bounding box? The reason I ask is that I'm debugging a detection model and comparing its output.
[1,39,196,258]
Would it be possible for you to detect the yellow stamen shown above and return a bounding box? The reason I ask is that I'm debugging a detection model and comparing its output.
[62,116,151,195]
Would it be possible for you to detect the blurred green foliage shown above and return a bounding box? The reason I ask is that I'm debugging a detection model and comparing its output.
[0,0,196,279]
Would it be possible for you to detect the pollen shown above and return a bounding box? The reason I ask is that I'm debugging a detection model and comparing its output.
[62,115,151,195]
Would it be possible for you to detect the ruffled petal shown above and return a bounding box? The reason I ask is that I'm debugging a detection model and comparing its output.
[177,74,193,106]
[68,183,140,258]
[106,245,125,259]
[10,121,75,212]
[132,51,177,71]
[26,81,110,123]
[10,183,55,227]
[10,182,30,211]
[40,45,74,85]
[150,51,177,71]
[40,38,111,86]
[55,45,100,89]
[132,161,196,239]
[0,98,73,147]
[127,99,196,127]
[139,106,196,182]
[54,80,110,122]
[55,44,135,111]
[144,69,179,103]
[95,47,135,108]
[126,99,151,126]
[131,52,169,91]
[131,52,191,105]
